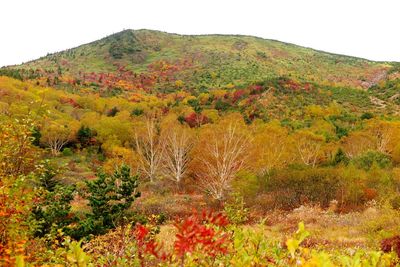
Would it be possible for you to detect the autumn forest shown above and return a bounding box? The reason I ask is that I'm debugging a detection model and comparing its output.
[2,29,400,266]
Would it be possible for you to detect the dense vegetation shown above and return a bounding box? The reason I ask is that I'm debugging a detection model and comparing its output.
[1,30,400,266]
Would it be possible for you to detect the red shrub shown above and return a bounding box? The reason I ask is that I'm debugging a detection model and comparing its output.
[184,113,209,128]
[232,89,246,103]
[381,235,400,257]
[134,224,168,264]
[133,210,230,266]
[174,210,229,258]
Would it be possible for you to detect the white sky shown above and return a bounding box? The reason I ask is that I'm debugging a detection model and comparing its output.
[1,0,399,67]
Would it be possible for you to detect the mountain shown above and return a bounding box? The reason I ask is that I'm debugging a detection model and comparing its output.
[9,29,395,91]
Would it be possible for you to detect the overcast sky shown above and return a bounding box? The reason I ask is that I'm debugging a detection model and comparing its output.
[1,0,399,67]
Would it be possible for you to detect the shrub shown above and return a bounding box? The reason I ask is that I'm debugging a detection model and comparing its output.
[173,210,230,265]
[215,99,231,111]
[332,148,350,166]
[77,126,93,147]
[266,168,340,209]
[352,150,391,170]
[381,235,400,257]
[232,170,260,200]
[131,108,144,116]
[62,147,73,156]
[106,106,119,117]
[224,193,249,224]
[390,195,400,210]
[361,112,374,120]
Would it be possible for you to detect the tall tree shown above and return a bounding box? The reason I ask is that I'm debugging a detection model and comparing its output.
[0,118,39,177]
[134,116,165,182]
[251,121,292,175]
[40,119,78,155]
[293,130,325,167]
[367,120,400,154]
[194,115,250,201]
[341,131,375,158]
[162,125,194,185]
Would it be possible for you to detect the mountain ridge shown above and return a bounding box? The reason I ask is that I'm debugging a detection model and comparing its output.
[9,29,398,66]
[3,29,398,93]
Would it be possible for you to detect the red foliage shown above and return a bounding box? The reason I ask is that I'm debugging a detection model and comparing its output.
[173,210,230,258]
[232,89,246,103]
[134,224,168,263]
[59,97,81,108]
[184,113,209,128]
[303,83,313,92]
[381,235,400,257]
[249,85,264,94]
[363,188,377,201]
[283,79,301,91]
[132,210,230,265]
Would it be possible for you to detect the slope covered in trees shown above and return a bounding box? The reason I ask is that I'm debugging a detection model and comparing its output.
[5,29,395,90]
[2,30,400,265]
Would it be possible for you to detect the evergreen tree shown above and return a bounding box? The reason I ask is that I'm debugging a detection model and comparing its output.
[80,165,141,236]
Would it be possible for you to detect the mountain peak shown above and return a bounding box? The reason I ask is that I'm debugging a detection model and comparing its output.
[8,29,394,90]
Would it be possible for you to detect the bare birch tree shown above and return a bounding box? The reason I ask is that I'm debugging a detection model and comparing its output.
[162,126,194,185]
[134,116,165,182]
[293,130,324,167]
[195,117,250,201]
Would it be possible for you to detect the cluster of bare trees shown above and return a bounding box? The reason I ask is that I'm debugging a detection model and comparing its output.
[133,114,251,200]
[134,116,194,185]
[125,115,400,201]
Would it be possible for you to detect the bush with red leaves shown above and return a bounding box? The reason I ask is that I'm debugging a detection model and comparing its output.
[381,235,400,257]
[174,210,229,260]
[134,224,168,265]
[184,112,209,128]
[133,210,230,266]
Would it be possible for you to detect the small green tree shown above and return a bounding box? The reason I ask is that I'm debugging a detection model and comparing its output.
[333,148,349,166]
[77,126,93,147]
[32,162,76,238]
[82,165,141,236]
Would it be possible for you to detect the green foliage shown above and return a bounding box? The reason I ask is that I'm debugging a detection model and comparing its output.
[361,112,374,120]
[2,29,400,266]
[286,221,310,258]
[352,150,392,171]
[66,241,92,267]
[131,107,144,116]
[215,99,232,111]
[108,32,142,60]
[77,126,94,147]
[0,68,23,80]
[232,171,260,199]
[37,160,59,191]
[32,185,76,238]
[79,165,141,237]
[31,126,42,146]
[333,148,350,166]
[62,147,73,156]
[223,193,249,225]
[32,163,76,238]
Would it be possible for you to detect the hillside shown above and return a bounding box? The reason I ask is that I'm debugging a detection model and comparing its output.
[9,29,394,91]
[3,29,400,266]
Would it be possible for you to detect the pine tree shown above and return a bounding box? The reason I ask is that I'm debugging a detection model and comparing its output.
[83,165,141,235]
